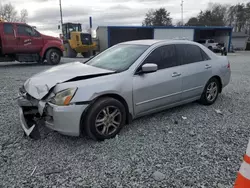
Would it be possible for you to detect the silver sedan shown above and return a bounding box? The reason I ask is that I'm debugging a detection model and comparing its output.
[17,39,231,141]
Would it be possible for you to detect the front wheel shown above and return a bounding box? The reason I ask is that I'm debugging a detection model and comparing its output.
[83,97,126,141]
[46,49,61,65]
[199,78,220,105]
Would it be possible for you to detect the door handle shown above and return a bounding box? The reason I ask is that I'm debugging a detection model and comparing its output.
[205,64,212,69]
[172,72,181,77]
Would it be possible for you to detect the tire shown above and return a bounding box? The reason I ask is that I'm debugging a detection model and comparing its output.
[64,43,77,58]
[199,77,220,105]
[208,46,213,51]
[81,51,91,58]
[83,97,126,141]
[46,49,61,65]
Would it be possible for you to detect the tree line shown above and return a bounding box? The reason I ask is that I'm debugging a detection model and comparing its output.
[0,3,28,22]
[143,3,250,34]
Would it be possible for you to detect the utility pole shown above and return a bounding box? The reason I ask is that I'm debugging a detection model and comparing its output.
[181,0,184,26]
[59,0,63,34]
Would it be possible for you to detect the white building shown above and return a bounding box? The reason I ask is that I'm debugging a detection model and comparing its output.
[231,32,249,50]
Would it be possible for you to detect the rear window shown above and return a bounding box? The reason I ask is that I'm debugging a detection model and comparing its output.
[3,23,14,35]
[200,49,211,61]
[176,44,204,65]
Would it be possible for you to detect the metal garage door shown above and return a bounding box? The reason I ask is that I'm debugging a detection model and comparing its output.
[232,38,247,50]
[154,28,194,40]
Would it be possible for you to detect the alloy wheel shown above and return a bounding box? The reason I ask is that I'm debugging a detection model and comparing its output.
[206,82,218,102]
[95,106,122,136]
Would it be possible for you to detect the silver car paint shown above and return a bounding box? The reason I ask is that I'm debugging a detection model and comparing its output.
[24,61,114,100]
[19,39,231,136]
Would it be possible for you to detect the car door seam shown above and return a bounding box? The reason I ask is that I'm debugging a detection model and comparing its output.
[135,91,182,106]
[182,86,204,93]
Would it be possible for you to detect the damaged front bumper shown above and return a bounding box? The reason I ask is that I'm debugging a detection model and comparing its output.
[17,91,89,139]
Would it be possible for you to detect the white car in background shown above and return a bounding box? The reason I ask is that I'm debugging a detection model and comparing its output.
[197,39,222,52]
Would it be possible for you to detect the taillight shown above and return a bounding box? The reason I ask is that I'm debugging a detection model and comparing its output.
[227,61,230,69]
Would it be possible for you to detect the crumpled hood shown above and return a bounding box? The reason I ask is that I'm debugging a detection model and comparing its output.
[24,62,114,99]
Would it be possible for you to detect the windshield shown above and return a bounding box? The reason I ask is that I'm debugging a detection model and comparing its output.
[85,44,149,72]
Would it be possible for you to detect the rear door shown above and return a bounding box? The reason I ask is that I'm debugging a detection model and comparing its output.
[1,23,17,54]
[176,44,212,101]
[133,44,182,116]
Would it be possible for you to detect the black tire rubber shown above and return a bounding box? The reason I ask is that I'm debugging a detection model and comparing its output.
[64,43,77,58]
[199,77,220,106]
[81,51,91,58]
[46,49,61,65]
[208,46,213,51]
[83,97,126,141]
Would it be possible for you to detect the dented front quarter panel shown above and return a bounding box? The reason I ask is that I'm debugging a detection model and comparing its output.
[54,71,134,115]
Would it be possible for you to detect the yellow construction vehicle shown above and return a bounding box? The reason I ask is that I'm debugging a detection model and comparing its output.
[62,22,97,58]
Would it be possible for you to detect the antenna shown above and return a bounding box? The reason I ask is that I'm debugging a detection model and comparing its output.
[181,0,184,26]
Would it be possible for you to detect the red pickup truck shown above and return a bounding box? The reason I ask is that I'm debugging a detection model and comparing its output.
[0,21,64,65]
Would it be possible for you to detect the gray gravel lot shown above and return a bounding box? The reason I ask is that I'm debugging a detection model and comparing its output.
[0,53,250,187]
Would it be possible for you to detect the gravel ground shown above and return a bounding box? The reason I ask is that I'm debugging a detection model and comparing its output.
[0,53,250,188]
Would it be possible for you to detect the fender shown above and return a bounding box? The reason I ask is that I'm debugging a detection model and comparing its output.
[40,41,64,57]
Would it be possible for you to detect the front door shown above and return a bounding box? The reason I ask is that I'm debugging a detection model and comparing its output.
[175,44,213,101]
[16,24,33,53]
[1,23,17,54]
[133,44,182,116]
[29,29,44,53]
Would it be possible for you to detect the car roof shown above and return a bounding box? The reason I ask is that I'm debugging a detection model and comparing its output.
[120,39,198,46]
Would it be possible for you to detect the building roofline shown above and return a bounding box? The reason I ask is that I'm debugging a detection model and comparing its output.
[97,25,233,30]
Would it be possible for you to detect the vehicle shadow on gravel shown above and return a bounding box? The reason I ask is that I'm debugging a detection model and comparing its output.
[32,94,232,145]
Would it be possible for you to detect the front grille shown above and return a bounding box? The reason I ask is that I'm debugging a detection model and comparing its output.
[80,33,92,45]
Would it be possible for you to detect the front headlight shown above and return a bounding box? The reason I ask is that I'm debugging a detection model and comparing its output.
[50,88,77,106]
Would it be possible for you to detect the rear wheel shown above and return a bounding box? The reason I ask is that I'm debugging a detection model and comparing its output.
[46,49,61,65]
[199,77,220,105]
[83,97,126,141]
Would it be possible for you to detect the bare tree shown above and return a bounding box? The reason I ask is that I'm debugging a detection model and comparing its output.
[0,3,18,22]
[20,9,28,23]
[0,3,28,22]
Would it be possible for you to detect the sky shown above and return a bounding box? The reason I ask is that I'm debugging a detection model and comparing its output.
[1,0,249,37]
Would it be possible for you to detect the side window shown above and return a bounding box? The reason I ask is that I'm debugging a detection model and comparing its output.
[176,44,203,65]
[17,25,30,35]
[200,49,211,61]
[144,45,177,70]
[31,29,40,37]
[17,25,38,36]
[3,23,14,35]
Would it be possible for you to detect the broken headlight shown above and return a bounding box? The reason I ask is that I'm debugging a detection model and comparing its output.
[50,88,77,106]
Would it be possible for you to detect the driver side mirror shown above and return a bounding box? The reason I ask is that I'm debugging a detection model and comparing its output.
[139,63,158,74]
